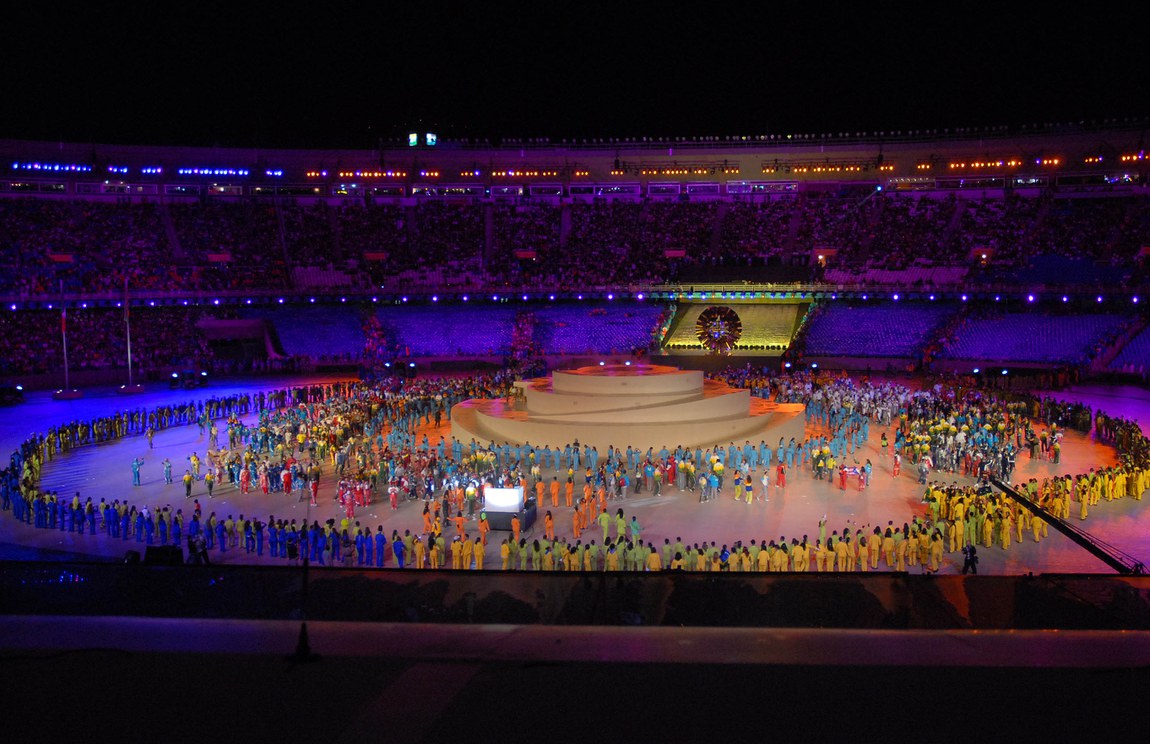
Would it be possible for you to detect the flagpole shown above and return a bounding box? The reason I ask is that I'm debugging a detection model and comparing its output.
[120,277,144,394]
[125,277,133,386]
[52,281,83,399]
[61,305,69,390]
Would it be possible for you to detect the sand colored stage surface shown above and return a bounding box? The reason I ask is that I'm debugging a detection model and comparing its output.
[450,363,805,453]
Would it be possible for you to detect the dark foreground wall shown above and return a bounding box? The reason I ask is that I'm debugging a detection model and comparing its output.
[3,561,1147,630]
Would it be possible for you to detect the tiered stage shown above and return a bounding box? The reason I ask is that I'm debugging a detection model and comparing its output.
[450,363,804,453]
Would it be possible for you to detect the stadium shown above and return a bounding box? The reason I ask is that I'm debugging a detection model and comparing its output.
[3,123,1149,736]
[3,5,1150,736]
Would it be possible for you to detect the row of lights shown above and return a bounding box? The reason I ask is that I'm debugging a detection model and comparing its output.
[869,292,1140,304]
[6,292,654,312]
[9,290,1143,313]
[16,149,1150,180]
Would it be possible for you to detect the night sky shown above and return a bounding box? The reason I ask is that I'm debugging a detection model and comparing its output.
[4,2,1147,150]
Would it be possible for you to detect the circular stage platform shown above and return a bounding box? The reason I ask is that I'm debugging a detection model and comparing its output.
[450,363,805,453]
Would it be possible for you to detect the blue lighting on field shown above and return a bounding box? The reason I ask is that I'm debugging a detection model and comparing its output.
[11,161,92,173]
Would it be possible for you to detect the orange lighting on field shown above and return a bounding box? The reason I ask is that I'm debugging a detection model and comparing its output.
[491,169,558,177]
[336,170,406,178]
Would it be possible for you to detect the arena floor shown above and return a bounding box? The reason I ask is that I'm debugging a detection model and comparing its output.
[3,371,1149,740]
[2,371,1148,574]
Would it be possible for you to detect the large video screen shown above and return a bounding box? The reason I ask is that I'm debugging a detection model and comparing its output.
[484,486,523,512]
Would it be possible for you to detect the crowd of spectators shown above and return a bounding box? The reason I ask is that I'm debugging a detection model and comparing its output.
[2,191,1150,296]
[0,306,214,377]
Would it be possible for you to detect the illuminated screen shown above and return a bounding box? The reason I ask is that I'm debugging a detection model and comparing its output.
[484,486,523,512]
[425,132,438,147]
[408,132,419,147]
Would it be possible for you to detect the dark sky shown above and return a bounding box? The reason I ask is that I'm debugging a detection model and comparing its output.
[4,2,1147,150]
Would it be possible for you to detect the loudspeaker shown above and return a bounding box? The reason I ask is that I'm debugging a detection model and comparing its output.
[123,550,141,564]
[144,545,184,565]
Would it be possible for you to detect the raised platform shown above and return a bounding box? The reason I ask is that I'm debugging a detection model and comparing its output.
[451,362,804,453]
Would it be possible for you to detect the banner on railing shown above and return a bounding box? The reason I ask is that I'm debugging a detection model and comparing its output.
[207,252,233,263]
